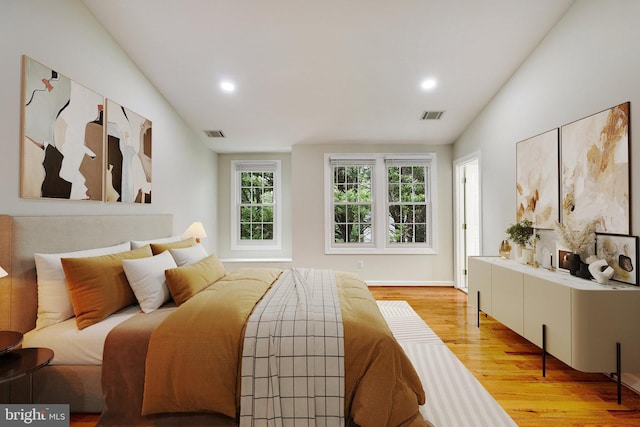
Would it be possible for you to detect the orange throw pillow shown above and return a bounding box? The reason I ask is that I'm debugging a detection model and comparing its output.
[62,245,153,329]
[150,237,195,255]
[164,254,226,306]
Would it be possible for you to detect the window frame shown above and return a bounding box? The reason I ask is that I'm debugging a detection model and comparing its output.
[324,153,437,255]
[231,160,282,251]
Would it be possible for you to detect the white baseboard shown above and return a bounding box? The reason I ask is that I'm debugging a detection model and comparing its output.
[366,281,455,287]
[220,258,293,263]
[622,373,640,394]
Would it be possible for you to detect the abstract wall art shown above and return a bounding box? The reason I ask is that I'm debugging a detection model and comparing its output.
[595,233,638,285]
[20,56,152,204]
[516,129,559,229]
[21,56,104,200]
[105,99,152,203]
[560,102,630,234]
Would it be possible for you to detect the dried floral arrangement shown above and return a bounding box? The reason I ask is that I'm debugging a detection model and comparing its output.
[555,220,596,254]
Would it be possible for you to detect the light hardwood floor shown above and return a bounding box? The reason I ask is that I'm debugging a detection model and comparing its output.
[370,286,640,427]
[71,286,640,427]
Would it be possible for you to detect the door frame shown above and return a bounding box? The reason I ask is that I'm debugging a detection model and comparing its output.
[453,152,482,290]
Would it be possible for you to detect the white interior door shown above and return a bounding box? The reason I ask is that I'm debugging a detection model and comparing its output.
[454,154,481,290]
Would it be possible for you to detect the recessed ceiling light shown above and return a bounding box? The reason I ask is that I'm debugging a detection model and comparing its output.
[220,81,236,93]
[421,79,437,90]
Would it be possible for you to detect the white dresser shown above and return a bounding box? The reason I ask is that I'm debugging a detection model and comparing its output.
[468,256,640,402]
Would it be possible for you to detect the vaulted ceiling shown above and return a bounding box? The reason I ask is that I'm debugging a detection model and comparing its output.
[83,0,575,153]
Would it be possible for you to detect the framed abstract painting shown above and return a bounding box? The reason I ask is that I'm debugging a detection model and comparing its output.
[560,102,630,234]
[105,99,152,203]
[595,233,638,286]
[21,55,104,201]
[516,128,559,229]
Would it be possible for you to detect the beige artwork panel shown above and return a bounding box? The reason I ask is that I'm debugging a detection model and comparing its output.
[560,102,630,234]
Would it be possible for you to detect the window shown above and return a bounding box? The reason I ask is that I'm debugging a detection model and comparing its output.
[325,154,436,254]
[387,161,430,245]
[332,162,373,244]
[231,160,281,250]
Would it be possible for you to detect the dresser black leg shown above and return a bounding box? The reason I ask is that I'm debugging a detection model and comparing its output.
[477,291,480,328]
[542,324,547,378]
[617,342,622,405]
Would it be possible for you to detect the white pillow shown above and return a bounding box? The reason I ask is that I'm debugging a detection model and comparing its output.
[122,251,176,313]
[131,235,181,249]
[34,242,131,330]
[169,243,209,266]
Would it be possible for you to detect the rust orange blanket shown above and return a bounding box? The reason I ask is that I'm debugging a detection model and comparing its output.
[141,268,426,426]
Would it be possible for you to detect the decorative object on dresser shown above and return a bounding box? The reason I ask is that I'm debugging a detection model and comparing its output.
[498,240,511,259]
[555,220,596,276]
[595,233,639,286]
[588,258,614,285]
[505,218,539,264]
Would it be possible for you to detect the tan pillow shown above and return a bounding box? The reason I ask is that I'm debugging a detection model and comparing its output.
[61,245,153,329]
[150,237,195,255]
[164,254,226,306]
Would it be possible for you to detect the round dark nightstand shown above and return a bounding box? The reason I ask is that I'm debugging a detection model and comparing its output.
[0,331,23,355]
[0,331,53,403]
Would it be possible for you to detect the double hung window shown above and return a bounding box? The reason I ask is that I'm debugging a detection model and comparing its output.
[231,160,281,250]
[325,154,436,254]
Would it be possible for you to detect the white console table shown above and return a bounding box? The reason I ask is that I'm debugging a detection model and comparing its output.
[468,256,640,403]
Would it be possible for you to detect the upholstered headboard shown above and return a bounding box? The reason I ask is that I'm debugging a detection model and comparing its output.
[0,214,173,333]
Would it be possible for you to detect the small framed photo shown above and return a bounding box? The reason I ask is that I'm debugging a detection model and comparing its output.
[558,249,572,271]
[595,233,638,286]
[555,240,573,271]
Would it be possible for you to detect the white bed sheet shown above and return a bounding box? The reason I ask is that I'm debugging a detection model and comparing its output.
[23,305,142,365]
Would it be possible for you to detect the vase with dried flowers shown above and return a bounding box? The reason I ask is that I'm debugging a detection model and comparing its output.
[555,220,596,276]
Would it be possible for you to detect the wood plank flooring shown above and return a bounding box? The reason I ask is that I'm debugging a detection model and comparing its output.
[370,286,640,427]
[71,286,640,426]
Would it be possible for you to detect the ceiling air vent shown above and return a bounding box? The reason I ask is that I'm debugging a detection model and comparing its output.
[420,111,444,120]
[204,129,225,138]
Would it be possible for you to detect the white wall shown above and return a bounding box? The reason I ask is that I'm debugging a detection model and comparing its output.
[453,0,640,390]
[0,0,217,248]
[454,0,640,254]
[291,143,453,284]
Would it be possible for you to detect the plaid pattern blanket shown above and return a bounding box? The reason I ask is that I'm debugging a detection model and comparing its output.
[239,268,345,427]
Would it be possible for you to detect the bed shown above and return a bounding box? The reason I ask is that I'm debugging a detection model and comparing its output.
[0,214,174,410]
[0,214,426,426]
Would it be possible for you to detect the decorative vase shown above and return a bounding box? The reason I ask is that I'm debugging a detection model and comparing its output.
[514,245,523,261]
[569,253,581,276]
[541,247,551,269]
[499,240,512,259]
[577,263,593,280]
[521,248,533,265]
